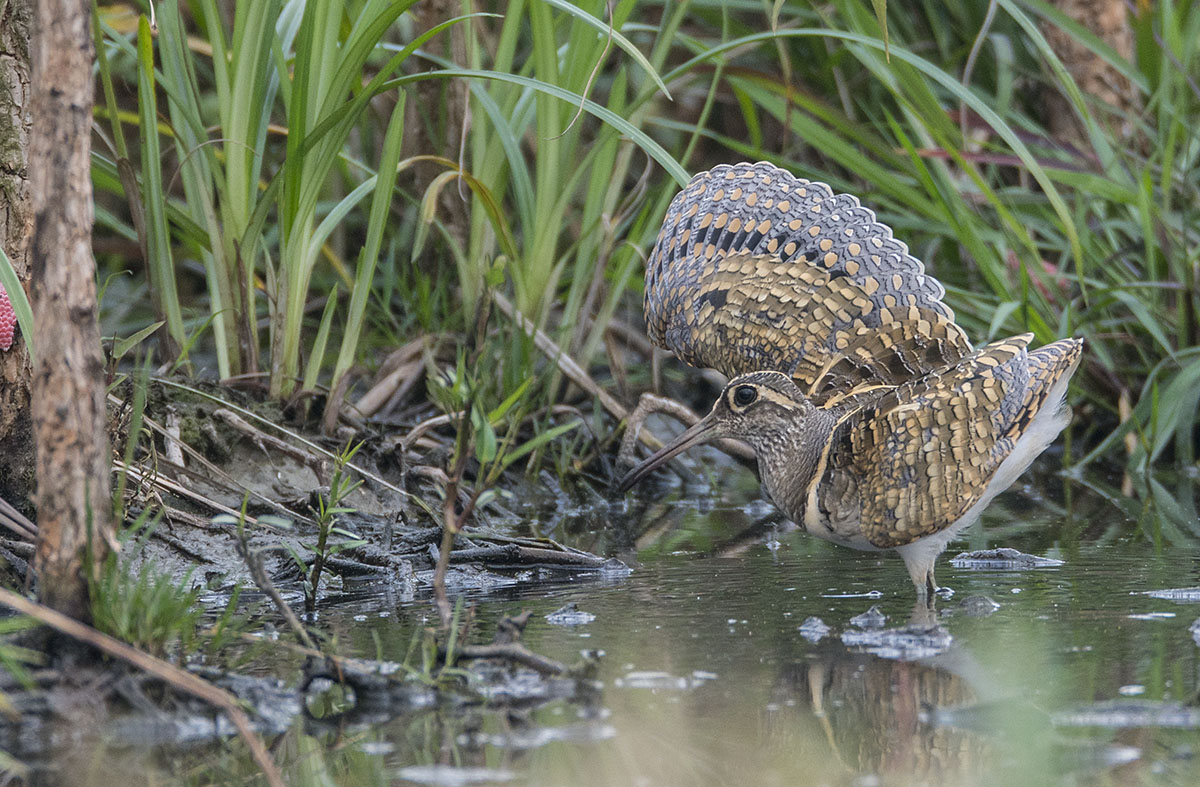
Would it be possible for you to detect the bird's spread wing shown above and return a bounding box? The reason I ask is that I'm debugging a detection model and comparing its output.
[815,335,1083,548]
[645,161,973,402]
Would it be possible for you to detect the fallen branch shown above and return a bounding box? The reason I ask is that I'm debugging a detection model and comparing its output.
[0,496,37,541]
[234,530,318,652]
[449,610,566,675]
[447,543,607,568]
[0,587,285,787]
[453,642,566,676]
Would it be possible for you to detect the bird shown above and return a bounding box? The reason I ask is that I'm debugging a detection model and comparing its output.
[616,161,1082,599]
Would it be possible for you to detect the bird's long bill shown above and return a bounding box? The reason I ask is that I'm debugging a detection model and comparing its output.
[616,413,718,494]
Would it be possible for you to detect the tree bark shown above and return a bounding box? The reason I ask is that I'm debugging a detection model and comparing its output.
[1041,0,1140,145]
[29,0,110,621]
[0,0,33,512]
[406,0,470,258]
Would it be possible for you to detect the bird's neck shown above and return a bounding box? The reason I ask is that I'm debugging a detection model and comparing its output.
[755,406,839,522]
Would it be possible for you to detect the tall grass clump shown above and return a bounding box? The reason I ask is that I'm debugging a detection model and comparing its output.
[634,0,1199,469]
[94,1,456,396]
[88,1,1200,471]
[91,1,686,435]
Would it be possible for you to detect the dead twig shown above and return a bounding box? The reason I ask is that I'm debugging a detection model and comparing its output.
[0,587,285,787]
[0,496,37,541]
[400,412,460,452]
[163,406,185,466]
[493,291,742,467]
[233,527,318,652]
[213,408,325,469]
[354,359,422,419]
[152,378,433,517]
[435,472,463,629]
[320,365,357,436]
[492,291,629,421]
[605,315,656,358]
[618,393,755,466]
[113,460,269,529]
[453,642,566,675]
[354,337,430,419]
[108,392,316,527]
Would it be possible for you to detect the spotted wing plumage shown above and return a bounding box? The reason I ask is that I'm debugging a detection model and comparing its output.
[815,335,1084,548]
[645,161,973,401]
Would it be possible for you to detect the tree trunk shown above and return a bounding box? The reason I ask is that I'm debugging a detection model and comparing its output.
[406,0,470,263]
[0,0,33,512]
[1041,0,1140,145]
[29,0,110,621]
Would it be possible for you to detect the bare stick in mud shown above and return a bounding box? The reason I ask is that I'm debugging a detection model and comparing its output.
[234,523,318,652]
[0,587,286,787]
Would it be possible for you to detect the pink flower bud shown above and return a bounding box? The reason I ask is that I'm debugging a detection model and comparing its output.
[0,280,16,351]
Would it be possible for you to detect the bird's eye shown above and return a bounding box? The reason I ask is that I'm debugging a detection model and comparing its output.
[733,385,758,407]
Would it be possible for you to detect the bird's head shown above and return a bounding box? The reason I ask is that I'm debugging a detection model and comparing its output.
[616,371,815,492]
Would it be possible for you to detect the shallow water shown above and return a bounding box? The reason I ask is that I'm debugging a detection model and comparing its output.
[20,462,1200,786]
[288,464,1200,787]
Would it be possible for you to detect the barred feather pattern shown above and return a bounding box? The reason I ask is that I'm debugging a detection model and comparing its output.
[813,335,1084,548]
[645,161,973,401]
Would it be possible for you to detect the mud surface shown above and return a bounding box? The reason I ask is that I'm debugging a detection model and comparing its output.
[4,444,1200,785]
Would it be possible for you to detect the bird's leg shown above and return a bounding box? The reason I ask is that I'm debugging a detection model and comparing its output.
[913,576,935,608]
[901,551,936,603]
[898,544,954,603]
[928,568,957,599]
[907,564,950,606]
[907,599,939,628]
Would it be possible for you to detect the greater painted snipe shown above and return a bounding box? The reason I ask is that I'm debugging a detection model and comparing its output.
[617,162,1082,598]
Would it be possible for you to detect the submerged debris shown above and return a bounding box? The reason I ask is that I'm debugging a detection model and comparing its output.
[1140,587,1200,602]
[949,547,1065,569]
[841,623,954,660]
[1053,701,1200,729]
[545,602,596,626]
[957,596,1001,617]
[849,605,888,629]
[797,616,832,643]
[614,670,717,691]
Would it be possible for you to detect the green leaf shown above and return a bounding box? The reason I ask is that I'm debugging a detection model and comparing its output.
[303,283,339,395]
[472,406,499,464]
[540,0,671,98]
[137,14,187,358]
[487,378,533,424]
[112,321,166,362]
[871,0,889,60]
[501,420,581,470]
